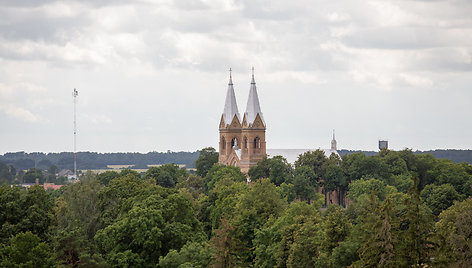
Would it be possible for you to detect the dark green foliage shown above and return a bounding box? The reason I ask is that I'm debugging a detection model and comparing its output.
[96,170,120,186]
[203,164,245,192]
[0,149,471,267]
[435,197,472,267]
[22,168,45,184]
[0,162,15,184]
[0,151,200,170]
[95,187,205,266]
[159,241,211,268]
[195,147,219,178]
[248,155,292,186]
[421,183,461,216]
[0,185,53,243]
[144,164,188,188]
[292,166,317,201]
[53,174,105,267]
[0,231,56,268]
[295,149,327,180]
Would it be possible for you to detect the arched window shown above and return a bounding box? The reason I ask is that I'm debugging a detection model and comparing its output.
[231,137,238,148]
[222,137,226,150]
[244,136,248,149]
[254,137,261,149]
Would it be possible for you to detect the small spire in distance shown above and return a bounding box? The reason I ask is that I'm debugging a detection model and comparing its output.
[229,67,233,85]
[251,66,255,84]
[331,129,337,151]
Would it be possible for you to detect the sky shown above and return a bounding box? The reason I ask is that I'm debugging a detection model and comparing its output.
[0,0,471,154]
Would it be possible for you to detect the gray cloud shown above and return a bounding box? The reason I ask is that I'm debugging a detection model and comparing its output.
[0,0,471,152]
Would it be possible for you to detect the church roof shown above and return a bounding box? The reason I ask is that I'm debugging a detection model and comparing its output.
[222,75,241,125]
[267,149,340,165]
[244,72,265,127]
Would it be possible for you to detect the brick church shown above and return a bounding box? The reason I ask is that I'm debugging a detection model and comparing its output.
[218,68,266,173]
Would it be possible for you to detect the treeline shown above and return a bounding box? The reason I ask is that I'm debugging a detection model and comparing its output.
[0,151,200,171]
[2,149,471,173]
[1,148,471,267]
[338,149,472,164]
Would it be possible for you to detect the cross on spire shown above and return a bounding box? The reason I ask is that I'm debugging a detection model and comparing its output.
[251,66,254,78]
[229,67,232,79]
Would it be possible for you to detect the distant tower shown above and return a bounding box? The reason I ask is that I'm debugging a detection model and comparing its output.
[379,140,388,150]
[240,68,266,173]
[331,129,337,151]
[73,88,78,180]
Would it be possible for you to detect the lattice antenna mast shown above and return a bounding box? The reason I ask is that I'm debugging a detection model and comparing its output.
[73,88,78,179]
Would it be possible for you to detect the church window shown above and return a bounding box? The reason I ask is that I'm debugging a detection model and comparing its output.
[254,137,261,149]
[244,137,248,149]
[222,137,226,150]
[231,137,238,148]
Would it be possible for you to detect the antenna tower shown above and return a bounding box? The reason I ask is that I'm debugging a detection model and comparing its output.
[73,88,78,179]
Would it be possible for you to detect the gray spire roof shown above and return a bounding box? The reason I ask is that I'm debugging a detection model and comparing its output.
[244,71,265,127]
[222,73,241,125]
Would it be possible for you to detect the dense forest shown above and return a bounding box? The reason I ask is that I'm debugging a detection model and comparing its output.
[1,149,471,172]
[0,151,200,171]
[1,147,472,267]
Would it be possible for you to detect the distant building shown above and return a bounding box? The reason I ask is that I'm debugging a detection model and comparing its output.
[379,140,388,150]
[58,169,75,180]
[43,183,63,190]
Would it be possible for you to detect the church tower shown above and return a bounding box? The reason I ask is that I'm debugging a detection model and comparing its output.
[240,68,266,173]
[218,69,242,167]
[331,129,337,151]
[218,68,267,173]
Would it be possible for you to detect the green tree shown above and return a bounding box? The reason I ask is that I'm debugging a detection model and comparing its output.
[356,196,399,267]
[0,185,53,243]
[53,174,105,267]
[292,166,317,201]
[195,147,219,178]
[96,170,120,186]
[176,174,205,199]
[233,179,287,264]
[208,179,248,231]
[208,217,243,268]
[322,205,352,255]
[347,178,394,202]
[435,197,472,267]
[254,201,323,268]
[295,149,327,181]
[248,155,292,186]
[0,162,14,184]
[420,183,461,216]
[22,168,45,184]
[159,241,211,268]
[144,164,188,188]
[0,231,55,268]
[399,179,434,266]
[203,164,245,192]
[95,188,205,267]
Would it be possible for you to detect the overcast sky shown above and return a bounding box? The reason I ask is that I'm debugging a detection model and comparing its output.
[0,0,471,154]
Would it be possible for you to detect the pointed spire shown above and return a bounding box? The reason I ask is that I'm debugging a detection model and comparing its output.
[222,68,241,125]
[331,129,337,151]
[244,68,265,127]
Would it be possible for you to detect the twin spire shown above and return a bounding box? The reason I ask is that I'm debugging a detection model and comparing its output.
[222,68,265,127]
